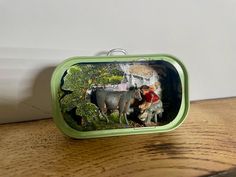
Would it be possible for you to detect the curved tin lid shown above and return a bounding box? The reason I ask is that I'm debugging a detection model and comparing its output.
[51,54,189,139]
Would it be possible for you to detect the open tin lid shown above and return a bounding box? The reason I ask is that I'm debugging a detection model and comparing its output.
[51,49,189,138]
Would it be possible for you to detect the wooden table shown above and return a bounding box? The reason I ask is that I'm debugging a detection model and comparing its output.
[1,98,236,177]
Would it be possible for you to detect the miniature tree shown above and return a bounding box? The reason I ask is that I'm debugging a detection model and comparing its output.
[60,64,124,124]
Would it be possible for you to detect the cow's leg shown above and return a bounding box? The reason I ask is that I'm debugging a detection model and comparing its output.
[98,104,109,123]
[101,110,109,123]
[124,101,131,125]
[96,92,108,123]
[118,113,122,124]
[98,105,109,123]
[125,101,131,115]
[118,100,125,124]
[124,114,129,125]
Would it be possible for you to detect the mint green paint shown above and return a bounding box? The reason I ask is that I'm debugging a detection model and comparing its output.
[51,54,189,139]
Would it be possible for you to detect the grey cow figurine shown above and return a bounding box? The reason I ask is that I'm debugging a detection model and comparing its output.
[95,88,142,125]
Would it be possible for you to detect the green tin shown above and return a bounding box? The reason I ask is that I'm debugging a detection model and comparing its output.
[51,54,189,139]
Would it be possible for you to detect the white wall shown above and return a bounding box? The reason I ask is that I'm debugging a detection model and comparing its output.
[0,0,236,123]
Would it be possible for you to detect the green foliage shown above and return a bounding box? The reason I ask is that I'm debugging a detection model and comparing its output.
[65,112,130,131]
[62,64,124,93]
[75,102,100,123]
[60,91,83,112]
[60,63,125,130]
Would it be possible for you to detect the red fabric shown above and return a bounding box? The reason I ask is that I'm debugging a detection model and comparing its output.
[145,90,159,103]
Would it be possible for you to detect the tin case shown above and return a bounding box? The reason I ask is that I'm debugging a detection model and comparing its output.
[51,54,189,139]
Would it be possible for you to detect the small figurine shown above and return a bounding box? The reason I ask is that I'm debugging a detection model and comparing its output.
[139,84,163,125]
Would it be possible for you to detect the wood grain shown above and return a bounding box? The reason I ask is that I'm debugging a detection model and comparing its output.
[1,98,236,177]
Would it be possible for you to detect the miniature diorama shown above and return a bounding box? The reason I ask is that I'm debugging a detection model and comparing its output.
[59,60,182,131]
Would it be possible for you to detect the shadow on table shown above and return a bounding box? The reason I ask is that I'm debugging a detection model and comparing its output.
[199,167,236,177]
